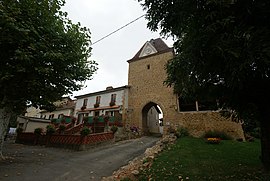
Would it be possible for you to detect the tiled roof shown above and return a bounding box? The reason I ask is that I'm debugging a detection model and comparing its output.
[127,38,173,62]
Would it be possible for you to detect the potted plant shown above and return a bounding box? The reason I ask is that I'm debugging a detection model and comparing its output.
[80,126,91,136]
[51,119,57,124]
[59,124,66,134]
[46,125,56,135]
[34,128,43,135]
[109,101,115,106]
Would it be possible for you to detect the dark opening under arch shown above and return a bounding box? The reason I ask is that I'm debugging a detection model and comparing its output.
[142,102,163,135]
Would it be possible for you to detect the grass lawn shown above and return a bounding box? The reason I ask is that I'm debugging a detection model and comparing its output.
[139,137,270,181]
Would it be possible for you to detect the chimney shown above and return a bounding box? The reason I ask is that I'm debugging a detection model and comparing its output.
[106,86,113,90]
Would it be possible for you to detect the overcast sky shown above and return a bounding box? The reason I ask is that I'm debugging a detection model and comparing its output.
[63,0,173,97]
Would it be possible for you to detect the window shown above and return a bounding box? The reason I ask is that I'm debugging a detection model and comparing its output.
[147,64,150,69]
[78,113,84,124]
[49,114,54,119]
[95,111,100,117]
[199,100,218,111]
[110,111,114,116]
[78,113,89,124]
[96,96,101,104]
[58,114,63,119]
[178,96,218,112]
[111,94,116,103]
[83,99,88,106]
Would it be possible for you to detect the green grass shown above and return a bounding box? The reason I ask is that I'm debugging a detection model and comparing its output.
[139,137,270,181]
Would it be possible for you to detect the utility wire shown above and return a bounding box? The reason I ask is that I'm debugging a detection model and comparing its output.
[92,14,146,46]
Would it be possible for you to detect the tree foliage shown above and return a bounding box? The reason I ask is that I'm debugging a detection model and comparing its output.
[140,0,270,169]
[0,0,97,158]
[0,0,97,111]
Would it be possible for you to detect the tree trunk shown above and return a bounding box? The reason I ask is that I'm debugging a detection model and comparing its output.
[0,108,12,159]
[260,106,270,171]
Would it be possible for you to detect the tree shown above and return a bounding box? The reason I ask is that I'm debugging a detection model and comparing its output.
[139,0,270,170]
[0,0,98,158]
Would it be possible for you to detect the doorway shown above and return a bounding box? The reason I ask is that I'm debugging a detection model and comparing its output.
[142,102,163,135]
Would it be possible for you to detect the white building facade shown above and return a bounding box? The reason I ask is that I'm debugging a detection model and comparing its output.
[74,86,129,124]
[39,97,75,120]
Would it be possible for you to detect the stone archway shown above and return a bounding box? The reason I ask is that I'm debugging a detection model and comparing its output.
[142,102,163,135]
[126,38,245,140]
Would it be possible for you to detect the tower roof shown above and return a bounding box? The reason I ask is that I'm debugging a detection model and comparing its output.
[128,38,173,62]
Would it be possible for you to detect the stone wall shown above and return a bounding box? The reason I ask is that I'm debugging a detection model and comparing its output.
[127,51,177,129]
[127,42,245,140]
[166,111,245,140]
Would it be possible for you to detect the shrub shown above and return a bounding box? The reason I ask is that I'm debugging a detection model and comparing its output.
[16,127,23,134]
[175,127,189,138]
[204,130,232,140]
[59,124,66,131]
[110,125,118,134]
[250,127,261,138]
[80,126,91,136]
[46,125,56,135]
[51,119,57,124]
[34,128,43,135]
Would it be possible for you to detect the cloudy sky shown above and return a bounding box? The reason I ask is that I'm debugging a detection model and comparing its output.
[63,0,173,97]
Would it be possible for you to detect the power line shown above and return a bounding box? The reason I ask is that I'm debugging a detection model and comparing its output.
[92,14,146,46]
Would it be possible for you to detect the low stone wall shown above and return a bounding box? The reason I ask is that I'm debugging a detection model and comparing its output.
[167,111,245,140]
[16,132,114,150]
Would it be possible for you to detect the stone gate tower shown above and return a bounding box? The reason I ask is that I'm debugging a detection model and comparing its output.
[127,38,177,135]
[127,38,245,139]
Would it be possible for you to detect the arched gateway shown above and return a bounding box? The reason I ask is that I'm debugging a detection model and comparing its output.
[127,38,176,135]
[142,102,163,135]
[126,38,245,140]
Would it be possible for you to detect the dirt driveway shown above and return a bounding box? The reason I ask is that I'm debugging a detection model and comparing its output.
[0,136,159,181]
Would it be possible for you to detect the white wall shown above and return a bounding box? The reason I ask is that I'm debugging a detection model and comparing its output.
[40,109,73,119]
[75,88,128,117]
[25,107,41,118]
[25,121,50,132]
[147,107,160,133]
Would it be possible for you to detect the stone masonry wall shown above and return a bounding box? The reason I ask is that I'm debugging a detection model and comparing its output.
[127,49,245,140]
[127,51,177,128]
[167,111,245,140]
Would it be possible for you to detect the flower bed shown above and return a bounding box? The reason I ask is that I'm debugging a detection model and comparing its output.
[206,137,221,144]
